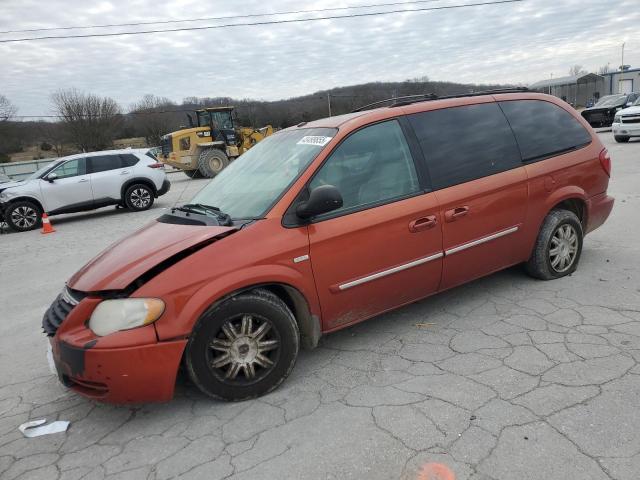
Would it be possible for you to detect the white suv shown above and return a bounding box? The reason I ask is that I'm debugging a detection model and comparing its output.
[612,97,640,143]
[0,149,170,232]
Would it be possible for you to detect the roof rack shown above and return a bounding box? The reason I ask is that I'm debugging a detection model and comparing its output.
[351,87,530,112]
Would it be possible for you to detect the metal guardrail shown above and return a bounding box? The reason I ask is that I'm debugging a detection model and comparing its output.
[0,158,57,181]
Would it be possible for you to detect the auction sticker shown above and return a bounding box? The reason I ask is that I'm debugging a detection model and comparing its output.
[297,136,333,146]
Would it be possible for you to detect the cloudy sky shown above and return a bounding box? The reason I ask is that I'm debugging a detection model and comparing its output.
[1,0,639,117]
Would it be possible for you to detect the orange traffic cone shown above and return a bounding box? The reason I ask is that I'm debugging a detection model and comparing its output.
[41,213,56,234]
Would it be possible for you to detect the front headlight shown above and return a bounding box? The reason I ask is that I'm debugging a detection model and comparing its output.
[88,298,165,336]
[614,115,621,124]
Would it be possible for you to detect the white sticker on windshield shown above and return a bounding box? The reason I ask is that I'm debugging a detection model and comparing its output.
[297,136,333,147]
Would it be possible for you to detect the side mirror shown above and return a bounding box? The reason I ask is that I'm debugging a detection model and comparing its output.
[46,172,58,182]
[296,185,343,220]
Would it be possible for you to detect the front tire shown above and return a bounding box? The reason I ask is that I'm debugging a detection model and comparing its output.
[4,200,42,232]
[615,135,630,143]
[124,184,154,211]
[198,149,229,178]
[525,209,583,280]
[185,289,300,401]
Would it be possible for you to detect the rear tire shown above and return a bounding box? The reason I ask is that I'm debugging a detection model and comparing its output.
[184,169,203,179]
[185,289,300,401]
[525,209,583,280]
[4,200,42,232]
[198,149,229,178]
[124,184,154,211]
[615,135,630,143]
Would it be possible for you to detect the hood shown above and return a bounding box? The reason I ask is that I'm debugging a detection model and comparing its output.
[68,219,236,292]
[617,105,640,116]
[0,180,27,192]
[583,103,624,113]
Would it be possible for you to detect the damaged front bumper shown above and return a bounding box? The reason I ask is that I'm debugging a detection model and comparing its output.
[46,294,186,404]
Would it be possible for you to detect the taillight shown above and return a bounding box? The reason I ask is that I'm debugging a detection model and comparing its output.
[147,163,165,169]
[599,148,611,177]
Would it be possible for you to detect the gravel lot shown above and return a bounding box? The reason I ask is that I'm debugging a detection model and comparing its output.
[1,133,639,480]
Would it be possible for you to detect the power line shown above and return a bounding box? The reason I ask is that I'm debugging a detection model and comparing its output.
[0,1,524,44]
[0,0,444,34]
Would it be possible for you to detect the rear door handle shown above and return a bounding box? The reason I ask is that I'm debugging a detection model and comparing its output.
[120,170,130,175]
[78,178,89,183]
[445,206,469,222]
[409,215,437,232]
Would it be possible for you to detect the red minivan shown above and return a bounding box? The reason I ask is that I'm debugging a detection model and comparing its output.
[44,90,614,403]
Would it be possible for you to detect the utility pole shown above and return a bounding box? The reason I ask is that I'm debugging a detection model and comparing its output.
[620,42,626,92]
[327,93,332,117]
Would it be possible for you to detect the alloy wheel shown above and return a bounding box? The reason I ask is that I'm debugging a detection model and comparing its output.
[11,206,38,229]
[207,314,281,384]
[130,188,151,208]
[549,223,579,273]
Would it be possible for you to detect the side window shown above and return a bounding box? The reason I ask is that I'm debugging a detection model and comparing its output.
[309,120,420,214]
[88,155,122,173]
[409,103,522,190]
[120,154,139,167]
[52,158,86,179]
[499,100,592,162]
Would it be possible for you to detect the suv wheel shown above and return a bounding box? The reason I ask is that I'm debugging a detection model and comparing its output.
[614,135,630,143]
[185,289,300,401]
[5,201,42,232]
[525,209,583,280]
[124,184,154,211]
[198,149,229,178]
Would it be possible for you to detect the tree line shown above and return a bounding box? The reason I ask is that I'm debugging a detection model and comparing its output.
[0,77,509,162]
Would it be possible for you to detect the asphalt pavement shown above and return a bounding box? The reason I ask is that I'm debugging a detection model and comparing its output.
[0,133,639,480]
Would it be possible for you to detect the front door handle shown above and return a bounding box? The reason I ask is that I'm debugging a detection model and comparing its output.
[78,178,89,183]
[120,170,130,175]
[409,215,437,232]
[445,206,469,222]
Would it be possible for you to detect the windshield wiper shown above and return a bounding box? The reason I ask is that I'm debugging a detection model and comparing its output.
[174,203,233,226]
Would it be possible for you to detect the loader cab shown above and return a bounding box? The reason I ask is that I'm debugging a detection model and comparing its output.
[196,107,237,147]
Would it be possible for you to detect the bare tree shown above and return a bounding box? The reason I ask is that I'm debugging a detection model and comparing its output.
[39,121,67,157]
[0,95,17,122]
[129,94,179,146]
[51,88,122,152]
[569,65,587,76]
[598,64,612,74]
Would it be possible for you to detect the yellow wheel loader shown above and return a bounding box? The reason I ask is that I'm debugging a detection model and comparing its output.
[159,106,273,178]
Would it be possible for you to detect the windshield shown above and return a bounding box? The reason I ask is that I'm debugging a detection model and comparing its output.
[25,161,61,181]
[189,127,337,219]
[633,97,640,106]
[594,94,626,108]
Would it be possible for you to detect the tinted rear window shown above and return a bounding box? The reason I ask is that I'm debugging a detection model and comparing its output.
[499,100,592,162]
[409,103,522,190]
[120,154,139,167]
[88,155,122,173]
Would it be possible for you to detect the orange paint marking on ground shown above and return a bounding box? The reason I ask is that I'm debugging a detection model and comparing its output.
[417,463,456,480]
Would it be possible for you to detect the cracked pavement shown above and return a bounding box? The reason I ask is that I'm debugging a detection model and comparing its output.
[1,133,639,480]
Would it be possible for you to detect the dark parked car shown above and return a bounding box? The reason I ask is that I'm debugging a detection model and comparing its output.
[581,93,640,127]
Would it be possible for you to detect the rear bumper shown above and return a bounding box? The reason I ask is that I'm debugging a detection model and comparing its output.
[157,179,171,196]
[50,336,186,404]
[586,193,614,234]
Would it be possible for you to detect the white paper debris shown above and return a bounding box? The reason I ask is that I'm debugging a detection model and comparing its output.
[19,419,69,437]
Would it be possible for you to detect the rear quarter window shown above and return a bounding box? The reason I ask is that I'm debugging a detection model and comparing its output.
[409,103,522,190]
[120,154,140,167]
[499,100,592,162]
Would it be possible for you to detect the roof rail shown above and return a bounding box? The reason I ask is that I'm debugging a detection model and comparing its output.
[351,87,530,112]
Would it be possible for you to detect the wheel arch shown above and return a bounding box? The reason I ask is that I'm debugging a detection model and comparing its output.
[552,197,587,229]
[173,281,321,351]
[120,177,158,200]
[4,196,44,213]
